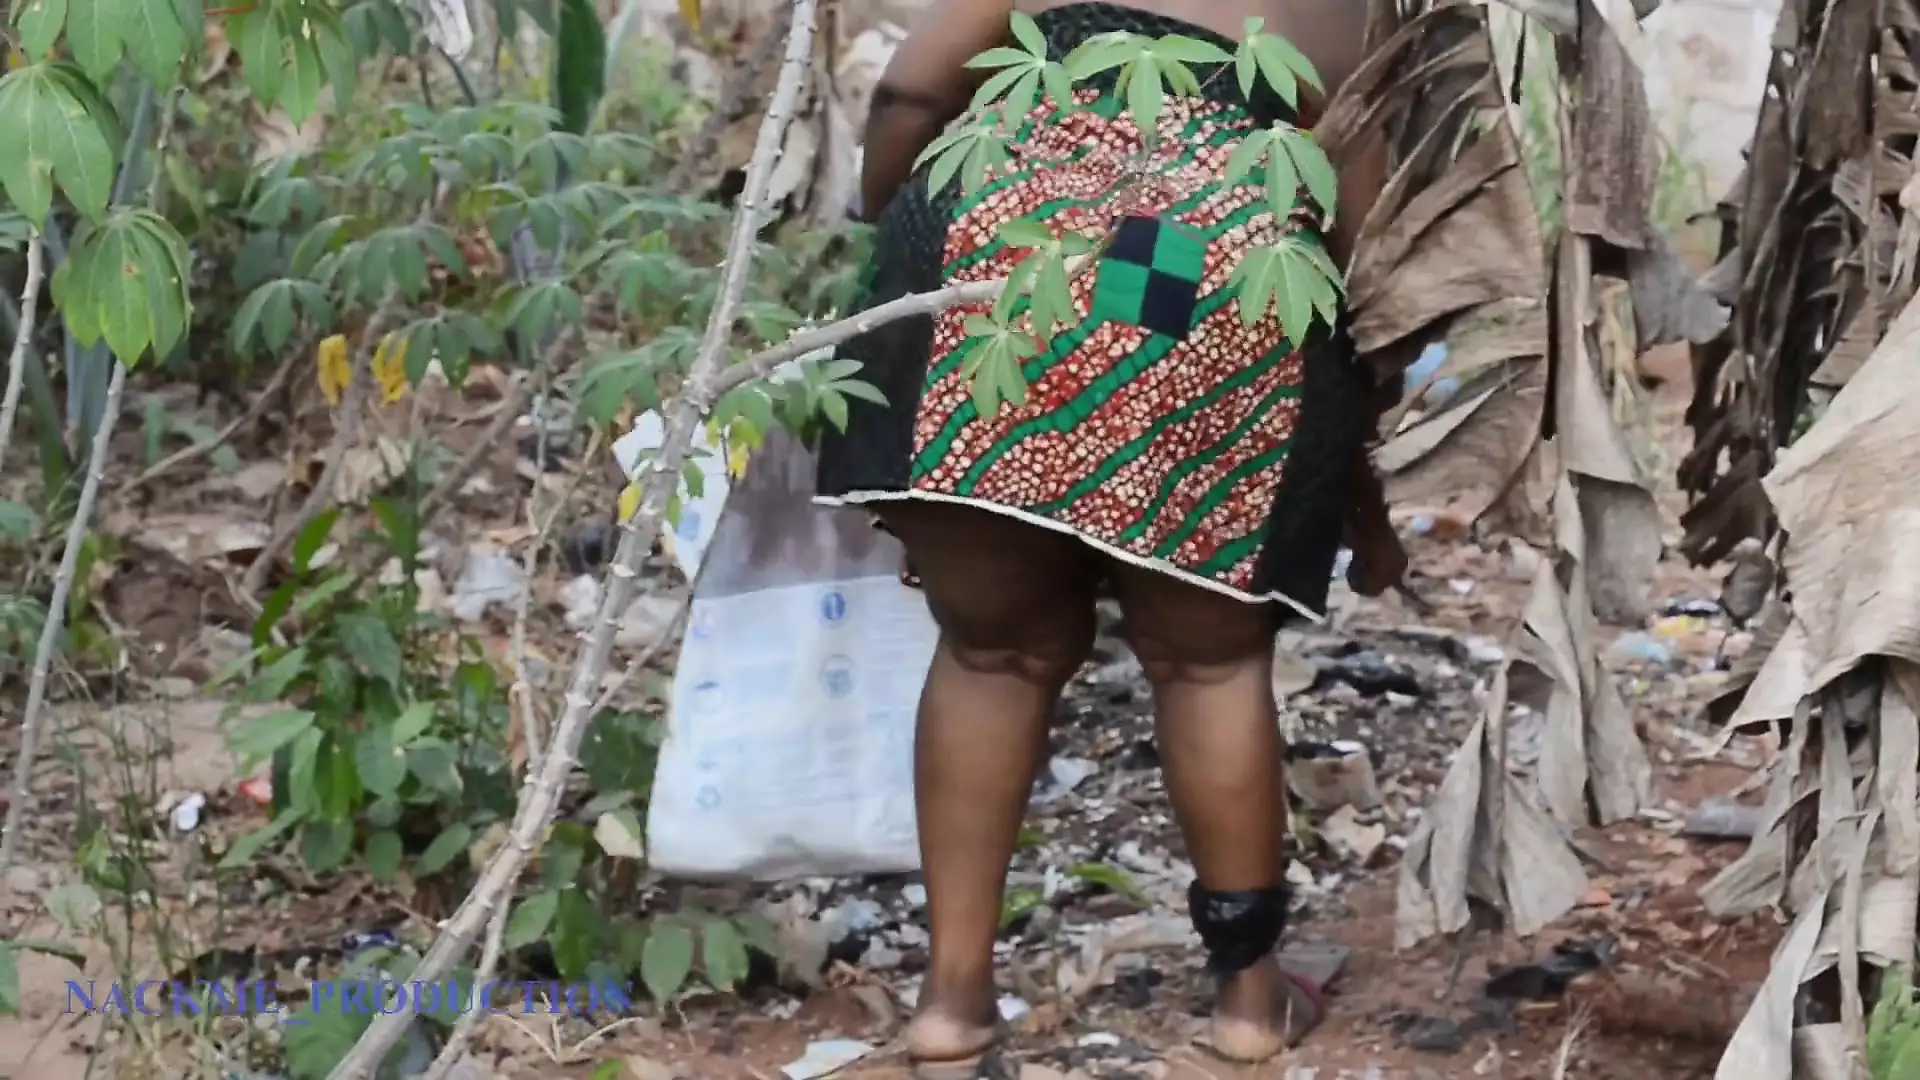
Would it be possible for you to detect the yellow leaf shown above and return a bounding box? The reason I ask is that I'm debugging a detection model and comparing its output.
[371,334,409,405]
[677,0,701,32]
[316,334,350,407]
[617,482,642,523]
[724,432,751,479]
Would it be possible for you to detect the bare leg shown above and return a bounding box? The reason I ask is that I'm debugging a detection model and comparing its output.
[878,502,1100,1069]
[1112,565,1321,1061]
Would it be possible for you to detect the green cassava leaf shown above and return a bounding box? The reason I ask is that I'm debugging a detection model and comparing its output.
[965,45,1040,70]
[1277,126,1338,220]
[970,61,1032,110]
[0,62,119,225]
[1123,56,1164,141]
[1247,31,1323,109]
[122,0,190,85]
[1228,234,1343,340]
[1153,34,1231,65]
[1040,62,1076,111]
[993,341,1029,407]
[14,0,68,60]
[1234,25,1261,98]
[48,208,192,366]
[998,217,1054,249]
[1264,137,1300,217]
[1223,128,1271,187]
[1062,32,1140,80]
[64,0,123,80]
[1001,68,1040,123]
[1009,9,1047,56]
[1029,250,1074,341]
[1230,245,1281,329]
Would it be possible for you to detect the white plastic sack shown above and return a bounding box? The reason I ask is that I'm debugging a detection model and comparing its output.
[643,427,938,878]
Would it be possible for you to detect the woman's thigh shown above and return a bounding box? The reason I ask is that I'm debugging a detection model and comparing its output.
[877,502,1103,680]
[1108,564,1278,685]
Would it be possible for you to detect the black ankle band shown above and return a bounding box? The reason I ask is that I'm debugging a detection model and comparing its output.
[1188,883,1290,974]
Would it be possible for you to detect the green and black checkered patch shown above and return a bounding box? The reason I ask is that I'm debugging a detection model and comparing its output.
[1089,214,1207,337]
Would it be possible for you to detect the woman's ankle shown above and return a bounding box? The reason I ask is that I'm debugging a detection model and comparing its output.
[906,986,1000,1060]
[914,969,997,1020]
[1212,958,1324,1053]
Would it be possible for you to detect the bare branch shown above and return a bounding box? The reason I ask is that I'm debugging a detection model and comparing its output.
[0,360,130,872]
[321,2,823,1074]
[0,233,46,481]
[122,348,300,498]
[241,305,394,596]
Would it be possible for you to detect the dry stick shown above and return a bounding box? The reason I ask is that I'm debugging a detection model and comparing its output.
[323,4,823,1073]
[417,371,532,516]
[240,306,394,596]
[418,370,563,1080]
[589,601,687,714]
[0,233,46,480]
[123,349,300,496]
[417,327,577,518]
[719,273,1011,396]
[661,3,795,194]
[0,361,130,874]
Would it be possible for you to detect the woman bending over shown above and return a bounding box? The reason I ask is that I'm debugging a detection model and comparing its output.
[813,0,1390,1073]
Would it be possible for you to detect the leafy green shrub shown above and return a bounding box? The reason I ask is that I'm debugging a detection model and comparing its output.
[1871,965,1920,1080]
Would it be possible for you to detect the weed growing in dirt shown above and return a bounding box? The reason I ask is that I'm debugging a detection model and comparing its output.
[1872,966,1920,1079]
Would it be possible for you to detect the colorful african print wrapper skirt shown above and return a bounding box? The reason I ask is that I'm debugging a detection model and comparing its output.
[814,2,1371,619]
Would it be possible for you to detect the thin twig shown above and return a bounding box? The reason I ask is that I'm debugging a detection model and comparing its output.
[505,370,562,770]
[0,361,130,873]
[418,328,577,517]
[419,365,560,1080]
[123,349,299,497]
[588,600,688,714]
[423,395,613,1080]
[0,233,46,481]
[721,276,1007,395]
[240,305,394,596]
[661,4,794,193]
[324,4,823,1073]
[417,898,511,1080]
[713,255,1086,399]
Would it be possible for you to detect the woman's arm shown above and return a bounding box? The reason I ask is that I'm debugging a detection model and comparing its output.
[858,0,1015,220]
